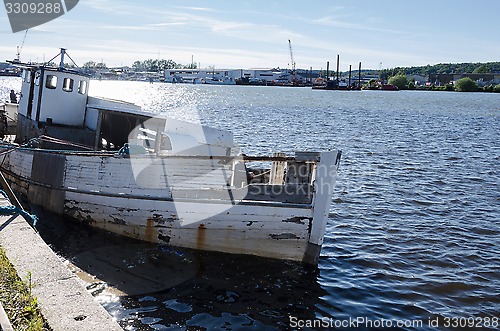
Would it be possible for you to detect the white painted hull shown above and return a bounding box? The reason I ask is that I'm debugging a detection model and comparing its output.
[4,49,341,264]
[1,147,340,264]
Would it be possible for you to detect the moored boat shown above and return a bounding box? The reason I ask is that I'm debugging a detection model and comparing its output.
[0,101,18,136]
[204,76,236,85]
[0,49,341,264]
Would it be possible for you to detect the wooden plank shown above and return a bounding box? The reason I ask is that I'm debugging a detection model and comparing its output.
[64,192,312,227]
[269,152,286,184]
[64,155,235,192]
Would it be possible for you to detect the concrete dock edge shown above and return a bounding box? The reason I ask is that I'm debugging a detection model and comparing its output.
[0,197,123,331]
[0,300,14,331]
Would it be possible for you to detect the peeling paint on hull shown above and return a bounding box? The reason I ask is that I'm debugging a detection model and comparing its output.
[0,147,340,264]
[64,196,312,261]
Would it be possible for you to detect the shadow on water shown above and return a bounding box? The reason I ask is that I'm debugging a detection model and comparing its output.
[32,206,327,330]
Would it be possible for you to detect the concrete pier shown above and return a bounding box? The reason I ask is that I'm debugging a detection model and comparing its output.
[0,197,123,331]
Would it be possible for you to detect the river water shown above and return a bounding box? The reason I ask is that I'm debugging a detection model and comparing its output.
[1,78,499,330]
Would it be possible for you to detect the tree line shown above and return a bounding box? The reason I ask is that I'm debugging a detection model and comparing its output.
[379,74,500,92]
[82,59,197,72]
[380,62,500,81]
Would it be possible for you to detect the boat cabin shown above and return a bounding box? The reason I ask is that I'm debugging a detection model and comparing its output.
[14,49,233,156]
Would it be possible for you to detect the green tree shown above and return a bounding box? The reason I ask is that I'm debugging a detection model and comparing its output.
[493,84,500,93]
[132,60,144,72]
[455,77,478,92]
[83,61,97,68]
[388,74,409,89]
[95,62,107,69]
[82,61,106,69]
[379,69,389,81]
[473,65,490,73]
[131,59,194,72]
[363,78,379,89]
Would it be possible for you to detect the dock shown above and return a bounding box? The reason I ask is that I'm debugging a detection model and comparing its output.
[0,196,122,331]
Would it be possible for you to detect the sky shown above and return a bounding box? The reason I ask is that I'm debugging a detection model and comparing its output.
[1,0,499,71]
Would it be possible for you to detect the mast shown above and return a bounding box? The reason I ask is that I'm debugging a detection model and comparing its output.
[59,48,66,70]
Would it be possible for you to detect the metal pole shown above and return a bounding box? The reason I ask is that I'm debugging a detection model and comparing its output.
[336,54,340,81]
[358,62,362,87]
[0,170,23,210]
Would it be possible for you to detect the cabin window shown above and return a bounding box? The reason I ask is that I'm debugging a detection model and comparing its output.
[160,134,172,151]
[45,75,57,89]
[22,70,31,83]
[78,80,87,95]
[63,78,74,92]
[35,72,41,86]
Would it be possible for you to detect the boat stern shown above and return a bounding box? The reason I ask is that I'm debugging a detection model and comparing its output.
[303,150,342,264]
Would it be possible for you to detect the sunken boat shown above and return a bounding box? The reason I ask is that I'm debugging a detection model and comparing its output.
[0,49,341,264]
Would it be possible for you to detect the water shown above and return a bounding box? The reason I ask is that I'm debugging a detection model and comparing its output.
[2,78,499,330]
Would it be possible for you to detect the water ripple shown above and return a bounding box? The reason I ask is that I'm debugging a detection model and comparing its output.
[6,78,497,330]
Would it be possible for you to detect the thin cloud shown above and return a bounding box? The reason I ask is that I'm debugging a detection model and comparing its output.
[146,22,186,28]
[177,6,216,12]
[312,15,404,34]
[100,25,158,31]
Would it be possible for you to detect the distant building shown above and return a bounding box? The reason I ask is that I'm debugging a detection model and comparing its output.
[0,62,21,76]
[430,73,500,86]
[164,68,299,84]
[407,74,428,86]
[164,68,236,83]
[238,68,283,82]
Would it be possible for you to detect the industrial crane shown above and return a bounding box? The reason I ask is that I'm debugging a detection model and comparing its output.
[15,29,29,63]
[288,39,296,79]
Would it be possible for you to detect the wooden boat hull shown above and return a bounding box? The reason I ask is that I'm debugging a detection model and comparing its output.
[0,146,340,264]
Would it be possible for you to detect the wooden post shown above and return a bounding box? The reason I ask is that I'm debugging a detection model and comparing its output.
[269,152,286,185]
[349,64,352,87]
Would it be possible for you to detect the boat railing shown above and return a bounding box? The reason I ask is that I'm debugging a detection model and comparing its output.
[0,139,324,205]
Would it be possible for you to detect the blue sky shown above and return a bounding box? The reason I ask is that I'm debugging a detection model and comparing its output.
[1,0,499,71]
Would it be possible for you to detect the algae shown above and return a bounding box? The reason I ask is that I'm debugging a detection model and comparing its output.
[0,247,51,331]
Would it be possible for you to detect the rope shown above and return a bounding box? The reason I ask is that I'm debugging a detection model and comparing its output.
[117,143,130,157]
[0,137,40,157]
[37,135,94,151]
[251,169,271,178]
[0,190,38,227]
